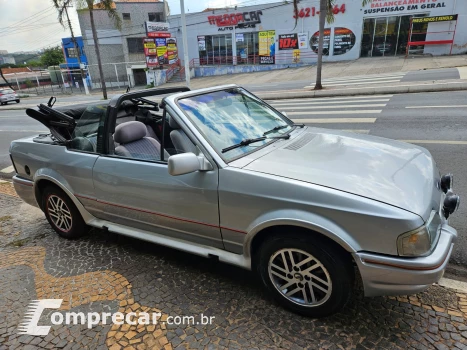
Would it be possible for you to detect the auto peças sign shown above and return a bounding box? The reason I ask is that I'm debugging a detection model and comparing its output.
[208,10,263,31]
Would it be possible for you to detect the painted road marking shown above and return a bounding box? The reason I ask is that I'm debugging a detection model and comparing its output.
[266,95,394,101]
[306,75,405,84]
[457,67,467,80]
[292,118,377,123]
[406,105,467,108]
[270,99,390,106]
[310,72,405,82]
[341,130,371,134]
[305,80,401,88]
[279,104,387,110]
[400,140,467,145]
[0,166,14,173]
[288,110,382,115]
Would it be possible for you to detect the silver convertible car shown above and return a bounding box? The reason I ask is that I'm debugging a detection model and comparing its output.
[10,85,460,317]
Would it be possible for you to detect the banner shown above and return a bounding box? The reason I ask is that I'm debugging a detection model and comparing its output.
[236,33,244,42]
[197,36,206,51]
[143,38,156,56]
[146,22,170,38]
[298,33,308,49]
[259,56,275,64]
[166,38,178,64]
[412,14,458,23]
[259,30,275,56]
[155,38,167,64]
[279,34,298,50]
[146,56,159,68]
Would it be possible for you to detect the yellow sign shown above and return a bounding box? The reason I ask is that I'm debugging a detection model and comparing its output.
[412,14,458,23]
[259,30,275,56]
[293,49,300,63]
[144,42,156,49]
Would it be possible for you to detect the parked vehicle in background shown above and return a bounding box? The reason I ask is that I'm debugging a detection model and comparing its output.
[0,88,20,105]
[10,85,460,318]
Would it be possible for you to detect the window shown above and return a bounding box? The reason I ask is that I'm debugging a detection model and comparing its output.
[127,38,145,53]
[69,104,108,153]
[148,12,163,22]
[122,13,131,20]
[198,34,233,65]
[67,48,78,58]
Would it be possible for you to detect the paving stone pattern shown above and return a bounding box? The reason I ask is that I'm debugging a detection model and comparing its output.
[0,190,467,349]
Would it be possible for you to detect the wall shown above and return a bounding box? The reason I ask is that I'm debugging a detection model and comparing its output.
[194,62,312,77]
[168,0,467,68]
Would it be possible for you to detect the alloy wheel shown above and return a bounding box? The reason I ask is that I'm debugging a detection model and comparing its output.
[268,248,332,307]
[47,195,73,232]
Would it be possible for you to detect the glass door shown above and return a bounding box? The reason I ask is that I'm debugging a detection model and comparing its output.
[361,18,375,57]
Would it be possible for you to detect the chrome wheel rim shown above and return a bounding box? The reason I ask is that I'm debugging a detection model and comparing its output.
[268,248,332,307]
[47,195,72,232]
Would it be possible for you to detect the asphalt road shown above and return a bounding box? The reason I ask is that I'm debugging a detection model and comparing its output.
[0,90,466,265]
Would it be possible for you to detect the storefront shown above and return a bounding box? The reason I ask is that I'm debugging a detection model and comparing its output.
[167,0,466,70]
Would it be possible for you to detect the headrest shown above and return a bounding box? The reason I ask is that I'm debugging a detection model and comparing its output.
[114,121,147,144]
[168,115,180,129]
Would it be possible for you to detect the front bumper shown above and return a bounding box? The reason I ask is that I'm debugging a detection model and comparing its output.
[353,223,457,297]
[12,175,39,208]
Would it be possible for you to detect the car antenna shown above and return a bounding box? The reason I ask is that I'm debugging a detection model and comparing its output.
[47,96,56,107]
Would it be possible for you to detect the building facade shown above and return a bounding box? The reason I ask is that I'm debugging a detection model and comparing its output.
[77,0,169,88]
[61,36,88,69]
[168,0,466,74]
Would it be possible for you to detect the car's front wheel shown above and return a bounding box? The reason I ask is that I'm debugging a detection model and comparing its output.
[256,233,354,318]
[16,99,20,103]
[42,186,88,239]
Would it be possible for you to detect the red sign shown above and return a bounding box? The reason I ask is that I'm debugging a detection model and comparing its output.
[279,34,299,50]
[293,4,345,18]
[208,10,262,27]
[147,32,171,38]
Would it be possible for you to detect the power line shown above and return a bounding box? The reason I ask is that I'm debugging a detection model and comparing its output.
[0,6,56,33]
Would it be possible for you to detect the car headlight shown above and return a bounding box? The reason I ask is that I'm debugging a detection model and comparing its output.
[397,225,431,257]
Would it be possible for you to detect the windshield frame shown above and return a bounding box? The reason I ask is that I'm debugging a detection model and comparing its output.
[174,87,295,163]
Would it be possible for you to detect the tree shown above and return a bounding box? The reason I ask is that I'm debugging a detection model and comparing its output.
[40,46,65,67]
[75,0,121,99]
[293,0,371,90]
[52,0,90,95]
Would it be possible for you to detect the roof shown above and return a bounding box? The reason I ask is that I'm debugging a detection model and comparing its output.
[0,67,31,75]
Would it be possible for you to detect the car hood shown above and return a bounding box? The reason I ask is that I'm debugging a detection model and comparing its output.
[243,128,440,219]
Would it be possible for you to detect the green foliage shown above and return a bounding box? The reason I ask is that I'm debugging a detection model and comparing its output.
[27,60,43,68]
[24,79,34,88]
[40,46,64,67]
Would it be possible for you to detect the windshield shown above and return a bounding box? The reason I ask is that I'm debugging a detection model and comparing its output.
[177,88,292,161]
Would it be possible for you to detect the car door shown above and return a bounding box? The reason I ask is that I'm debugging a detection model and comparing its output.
[91,113,223,249]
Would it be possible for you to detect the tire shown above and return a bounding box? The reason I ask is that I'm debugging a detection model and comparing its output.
[256,233,354,318]
[16,100,20,103]
[42,186,89,239]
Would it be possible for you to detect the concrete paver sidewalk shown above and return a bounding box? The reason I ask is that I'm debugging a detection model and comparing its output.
[1,183,467,349]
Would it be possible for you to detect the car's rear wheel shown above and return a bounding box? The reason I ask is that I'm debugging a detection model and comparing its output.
[256,233,354,318]
[16,99,20,103]
[42,186,88,239]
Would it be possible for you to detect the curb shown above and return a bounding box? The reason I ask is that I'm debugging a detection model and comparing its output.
[258,81,467,100]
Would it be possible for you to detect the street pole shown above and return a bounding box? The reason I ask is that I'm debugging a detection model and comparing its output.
[64,4,90,95]
[180,0,191,88]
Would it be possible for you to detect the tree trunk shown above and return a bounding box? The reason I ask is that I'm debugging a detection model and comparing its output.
[89,9,108,99]
[314,0,327,90]
[0,69,15,90]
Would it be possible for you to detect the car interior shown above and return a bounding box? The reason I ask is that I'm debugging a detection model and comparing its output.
[28,96,197,163]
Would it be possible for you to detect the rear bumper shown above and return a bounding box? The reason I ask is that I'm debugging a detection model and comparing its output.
[12,175,39,208]
[354,224,457,297]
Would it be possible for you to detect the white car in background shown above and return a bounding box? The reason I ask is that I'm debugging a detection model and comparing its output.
[0,88,20,105]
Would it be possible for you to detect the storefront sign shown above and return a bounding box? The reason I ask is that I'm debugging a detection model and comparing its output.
[333,27,356,56]
[293,4,345,18]
[146,21,171,38]
[259,30,275,56]
[143,38,156,56]
[298,33,308,49]
[364,1,447,14]
[146,56,159,68]
[167,38,178,64]
[279,34,299,50]
[293,50,300,63]
[311,28,331,56]
[197,36,206,51]
[236,33,244,42]
[208,10,262,27]
[412,14,457,23]
[259,56,275,65]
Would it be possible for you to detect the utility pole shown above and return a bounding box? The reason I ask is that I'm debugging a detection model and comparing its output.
[180,0,190,88]
[64,4,90,95]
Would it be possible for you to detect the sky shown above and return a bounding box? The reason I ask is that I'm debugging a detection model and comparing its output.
[0,0,273,54]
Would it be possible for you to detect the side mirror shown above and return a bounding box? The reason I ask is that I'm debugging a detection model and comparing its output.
[168,152,212,176]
